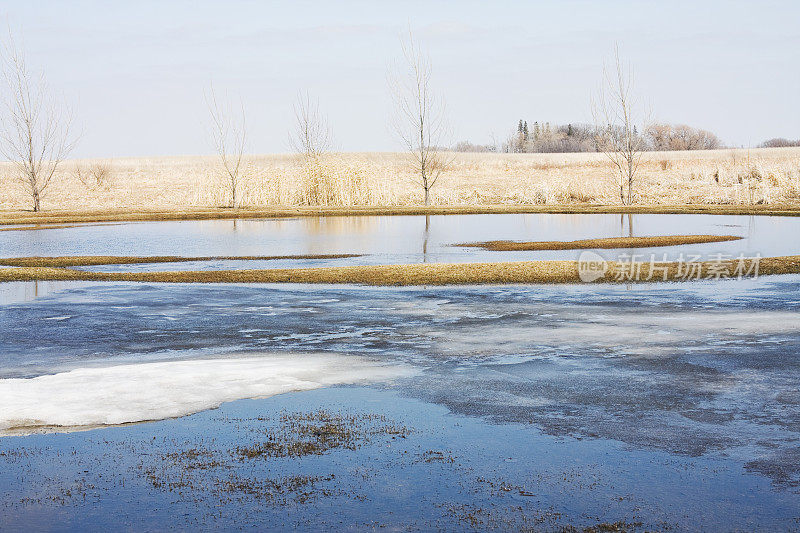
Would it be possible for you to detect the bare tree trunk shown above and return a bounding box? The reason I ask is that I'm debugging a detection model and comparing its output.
[422,164,430,205]
[628,176,633,205]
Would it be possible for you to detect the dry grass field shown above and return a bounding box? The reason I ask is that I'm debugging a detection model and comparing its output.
[1,147,800,211]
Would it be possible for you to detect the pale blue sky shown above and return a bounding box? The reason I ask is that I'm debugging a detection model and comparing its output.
[2,0,798,157]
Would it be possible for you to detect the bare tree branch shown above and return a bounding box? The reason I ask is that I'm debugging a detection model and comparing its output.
[591,44,649,205]
[289,91,331,160]
[0,31,77,211]
[205,83,246,209]
[388,29,452,206]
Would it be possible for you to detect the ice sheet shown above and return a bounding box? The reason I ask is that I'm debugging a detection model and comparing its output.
[0,353,411,434]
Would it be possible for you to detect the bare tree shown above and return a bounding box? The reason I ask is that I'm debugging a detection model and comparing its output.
[646,123,721,151]
[592,44,649,205]
[0,33,76,211]
[389,31,452,206]
[289,91,331,160]
[74,160,113,189]
[760,138,800,148]
[206,84,246,209]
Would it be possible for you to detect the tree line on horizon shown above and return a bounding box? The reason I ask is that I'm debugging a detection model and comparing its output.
[759,137,800,148]
[456,120,727,153]
[455,121,799,154]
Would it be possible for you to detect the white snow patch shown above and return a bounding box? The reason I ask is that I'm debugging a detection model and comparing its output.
[0,353,411,435]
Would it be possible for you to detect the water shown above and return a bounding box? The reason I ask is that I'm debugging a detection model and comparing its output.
[1,213,799,529]
[1,214,796,270]
[1,387,798,531]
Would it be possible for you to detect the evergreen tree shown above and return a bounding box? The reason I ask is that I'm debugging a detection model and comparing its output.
[567,123,573,136]
[523,121,529,141]
[518,120,523,134]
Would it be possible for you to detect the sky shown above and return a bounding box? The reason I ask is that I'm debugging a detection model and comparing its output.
[1,0,798,157]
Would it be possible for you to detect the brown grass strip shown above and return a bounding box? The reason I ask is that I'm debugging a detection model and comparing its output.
[455,234,743,251]
[1,256,797,285]
[0,223,125,232]
[0,254,362,268]
[0,224,83,232]
[2,204,800,226]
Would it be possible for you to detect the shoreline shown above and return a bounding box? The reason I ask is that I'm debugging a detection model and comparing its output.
[2,203,800,226]
[0,254,362,268]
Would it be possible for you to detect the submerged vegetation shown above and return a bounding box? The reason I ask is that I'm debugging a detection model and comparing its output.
[139,409,411,507]
[235,410,410,460]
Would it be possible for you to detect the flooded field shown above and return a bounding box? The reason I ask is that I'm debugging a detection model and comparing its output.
[1,213,797,270]
[1,214,799,530]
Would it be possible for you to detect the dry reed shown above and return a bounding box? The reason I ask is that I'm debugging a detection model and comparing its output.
[1,148,799,211]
